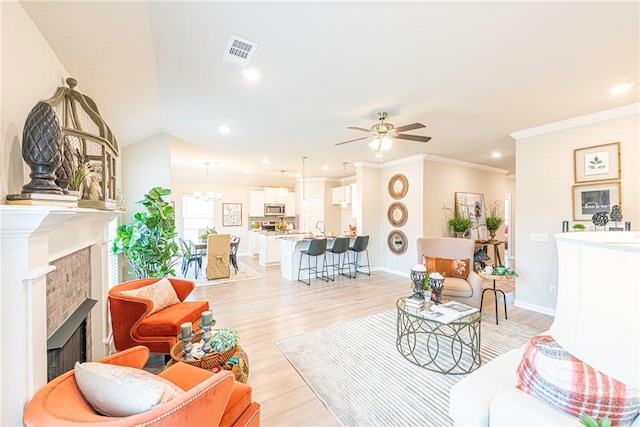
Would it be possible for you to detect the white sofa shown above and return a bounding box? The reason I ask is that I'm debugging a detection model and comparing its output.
[449,232,640,426]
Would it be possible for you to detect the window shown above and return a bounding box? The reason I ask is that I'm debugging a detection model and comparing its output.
[182,194,214,242]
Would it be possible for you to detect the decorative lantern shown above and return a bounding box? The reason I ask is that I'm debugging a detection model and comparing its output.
[42,78,120,209]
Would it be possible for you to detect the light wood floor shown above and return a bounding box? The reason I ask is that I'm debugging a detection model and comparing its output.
[148,256,553,427]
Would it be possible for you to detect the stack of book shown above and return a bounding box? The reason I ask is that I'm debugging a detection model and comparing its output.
[7,193,78,208]
[404,296,429,310]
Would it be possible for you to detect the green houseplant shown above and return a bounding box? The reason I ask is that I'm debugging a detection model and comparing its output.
[448,213,473,237]
[485,200,504,240]
[112,187,180,278]
[573,223,586,231]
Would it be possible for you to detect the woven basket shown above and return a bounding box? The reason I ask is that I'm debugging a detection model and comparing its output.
[170,330,237,370]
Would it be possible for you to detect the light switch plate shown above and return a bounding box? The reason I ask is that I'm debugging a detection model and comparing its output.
[530,233,549,242]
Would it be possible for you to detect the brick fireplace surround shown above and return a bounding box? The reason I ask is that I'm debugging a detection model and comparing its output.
[0,206,119,426]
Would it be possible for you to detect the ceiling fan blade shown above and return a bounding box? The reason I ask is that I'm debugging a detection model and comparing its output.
[395,134,432,143]
[346,126,372,133]
[336,136,370,146]
[394,123,426,133]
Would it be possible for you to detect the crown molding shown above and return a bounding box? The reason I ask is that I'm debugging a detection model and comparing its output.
[509,103,640,140]
[354,154,508,174]
[424,154,509,174]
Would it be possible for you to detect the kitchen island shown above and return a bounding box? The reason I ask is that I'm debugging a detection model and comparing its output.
[280,235,355,281]
[257,231,306,267]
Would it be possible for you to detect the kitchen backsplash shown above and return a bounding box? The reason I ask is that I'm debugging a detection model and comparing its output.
[249,215,299,230]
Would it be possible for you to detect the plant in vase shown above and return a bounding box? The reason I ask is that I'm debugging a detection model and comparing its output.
[428,272,445,304]
[112,187,180,278]
[209,328,239,352]
[199,226,217,242]
[572,223,586,232]
[448,214,472,238]
[485,199,504,241]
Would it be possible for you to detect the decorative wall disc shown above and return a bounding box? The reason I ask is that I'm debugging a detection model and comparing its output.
[388,174,408,199]
[387,202,408,227]
[387,230,408,255]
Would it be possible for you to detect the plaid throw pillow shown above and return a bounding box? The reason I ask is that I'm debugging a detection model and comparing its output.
[516,335,640,426]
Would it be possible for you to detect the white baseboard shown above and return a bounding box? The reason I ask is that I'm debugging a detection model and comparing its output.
[377,267,409,278]
[514,299,556,316]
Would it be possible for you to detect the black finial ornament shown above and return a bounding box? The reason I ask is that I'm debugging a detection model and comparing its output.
[21,102,63,194]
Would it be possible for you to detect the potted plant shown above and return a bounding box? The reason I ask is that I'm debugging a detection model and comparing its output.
[112,187,181,278]
[448,213,473,238]
[572,223,586,231]
[485,200,504,241]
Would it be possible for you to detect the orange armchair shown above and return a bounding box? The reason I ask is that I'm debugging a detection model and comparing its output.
[23,346,261,426]
[108,278,209,354]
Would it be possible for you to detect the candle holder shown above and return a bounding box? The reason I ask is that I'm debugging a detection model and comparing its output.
[180,331,196,360]
[410,268,428,300]
[199,318,217,354]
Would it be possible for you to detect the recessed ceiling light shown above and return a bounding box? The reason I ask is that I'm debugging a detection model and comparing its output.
[322,165,329,171]
[244,169,251,174]
[241,67,261,81]
[218,125,231,133]
[491,152,502,159]
[609,83,633,95]
[262,158,270,164]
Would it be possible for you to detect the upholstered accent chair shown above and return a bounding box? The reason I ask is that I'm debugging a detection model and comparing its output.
[23,346,261,426]
[108,277,209,354]
[416,237,482,306]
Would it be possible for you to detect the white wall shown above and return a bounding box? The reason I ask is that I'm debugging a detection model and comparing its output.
[514,106,639,314]
[1,2,72,200]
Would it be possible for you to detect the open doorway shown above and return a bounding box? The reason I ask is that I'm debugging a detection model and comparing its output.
[504,193,512,268]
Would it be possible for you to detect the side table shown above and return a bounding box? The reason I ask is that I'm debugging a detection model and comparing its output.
[478,272,513,324]
[164,344,250,383]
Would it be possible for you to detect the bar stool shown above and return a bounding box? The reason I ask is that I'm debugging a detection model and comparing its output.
[326,237,352,280]
[348,235,371,276]
[298,238,329,285]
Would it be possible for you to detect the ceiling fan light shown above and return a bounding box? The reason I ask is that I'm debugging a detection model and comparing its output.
[368,138,381,150]
[379,136,393,151]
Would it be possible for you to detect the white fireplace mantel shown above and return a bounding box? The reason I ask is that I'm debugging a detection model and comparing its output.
[0,205,120,426]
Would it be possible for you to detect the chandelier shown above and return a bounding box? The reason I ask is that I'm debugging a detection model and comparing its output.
[194,162,221,201]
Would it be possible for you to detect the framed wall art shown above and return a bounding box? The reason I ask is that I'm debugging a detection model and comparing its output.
[454,192,487,241]
[222,203,242,226]
[574,142,620,183]
[572,182,621,221]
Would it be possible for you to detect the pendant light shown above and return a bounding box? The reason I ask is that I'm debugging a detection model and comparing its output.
[278,170,289,199]
[195,162,221,201]
[301,156,307,207]
[341,162,348,208]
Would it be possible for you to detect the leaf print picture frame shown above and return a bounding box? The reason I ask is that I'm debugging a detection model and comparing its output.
[574,142,620,183]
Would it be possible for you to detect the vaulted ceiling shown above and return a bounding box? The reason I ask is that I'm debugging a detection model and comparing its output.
[21,1,639,180]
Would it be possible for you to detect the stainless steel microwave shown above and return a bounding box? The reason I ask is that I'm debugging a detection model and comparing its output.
[264,203,286,216]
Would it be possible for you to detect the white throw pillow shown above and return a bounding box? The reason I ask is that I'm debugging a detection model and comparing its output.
[120,277,180,315]
[74,361,184,417]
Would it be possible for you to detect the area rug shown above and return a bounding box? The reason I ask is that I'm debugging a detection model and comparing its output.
[180,261,264,286]
[276,310,540,427]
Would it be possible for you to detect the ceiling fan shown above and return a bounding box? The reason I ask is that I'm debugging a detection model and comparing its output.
[336,112,431,152]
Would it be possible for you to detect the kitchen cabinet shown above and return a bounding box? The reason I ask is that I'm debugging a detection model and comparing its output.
[249,230,261,256]
[331,185,351,205]
[285,192,296,216]
[249,190,265,217]
[263,187,285,204]
[258,233,281,266]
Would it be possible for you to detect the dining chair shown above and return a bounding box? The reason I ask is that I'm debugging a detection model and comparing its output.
[230,235,241,274]
[179,238,202,278]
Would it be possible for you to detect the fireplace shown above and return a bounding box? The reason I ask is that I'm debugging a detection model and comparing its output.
[0,205,119,425]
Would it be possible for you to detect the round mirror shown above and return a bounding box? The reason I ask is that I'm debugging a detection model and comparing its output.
[387,202,408,227]
[388,174,408,199]
[387,230,408,254]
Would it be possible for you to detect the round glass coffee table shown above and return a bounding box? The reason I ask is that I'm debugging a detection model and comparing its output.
[396,298,482,374]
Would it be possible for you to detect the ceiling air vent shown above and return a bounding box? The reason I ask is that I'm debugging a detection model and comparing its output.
[222,35,258,67]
